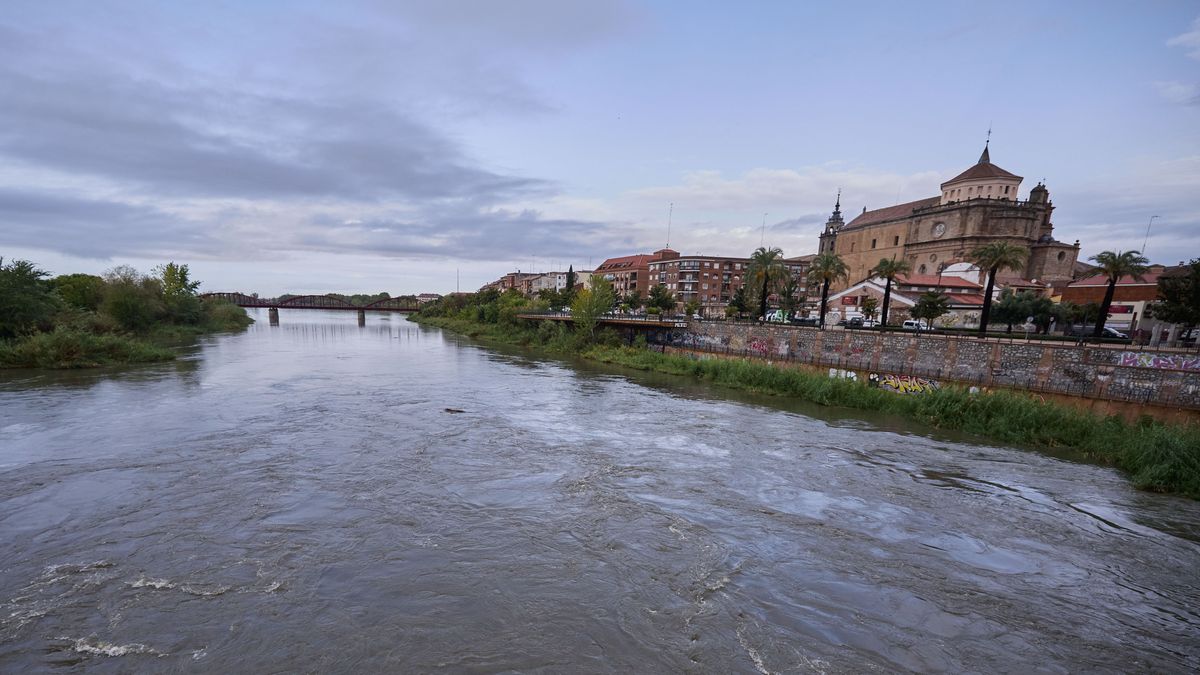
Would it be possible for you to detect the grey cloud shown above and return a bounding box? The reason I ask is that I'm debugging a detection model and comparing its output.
[0,188,219,259]
[0,65,545,203]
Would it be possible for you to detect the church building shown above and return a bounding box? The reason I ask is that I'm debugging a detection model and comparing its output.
[817,145,1080,292]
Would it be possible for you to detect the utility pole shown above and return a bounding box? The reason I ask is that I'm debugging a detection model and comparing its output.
[760,212,768,247]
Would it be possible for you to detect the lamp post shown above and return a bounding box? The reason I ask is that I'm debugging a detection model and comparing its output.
[1141,215,1160,256]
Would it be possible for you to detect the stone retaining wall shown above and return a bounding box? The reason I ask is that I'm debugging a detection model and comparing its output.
[657,321,1200,410]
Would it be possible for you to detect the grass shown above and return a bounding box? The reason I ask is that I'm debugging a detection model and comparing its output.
[414,312,1200,499]
[0,329,176,369]
[0,300,254,369]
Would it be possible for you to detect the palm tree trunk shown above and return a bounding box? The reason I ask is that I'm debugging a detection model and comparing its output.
[1093,279,1117,337]
[978,267,996,334]
[819,279,830,329]
[759,275,769,319]
[881,278,892,326]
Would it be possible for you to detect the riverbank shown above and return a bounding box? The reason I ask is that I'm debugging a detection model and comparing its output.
[0,302,253,369]
[0,260,253,369]
[414,313,1200,499]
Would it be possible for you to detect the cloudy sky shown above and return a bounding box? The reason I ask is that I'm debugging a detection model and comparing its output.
[1,1,1198,295]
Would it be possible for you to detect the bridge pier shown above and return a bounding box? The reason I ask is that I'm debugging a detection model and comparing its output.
[357,309,366,326]
[269,307,279,325]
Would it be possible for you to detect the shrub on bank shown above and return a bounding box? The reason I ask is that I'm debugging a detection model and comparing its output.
[0,328,174,369]
[0,258,253,369]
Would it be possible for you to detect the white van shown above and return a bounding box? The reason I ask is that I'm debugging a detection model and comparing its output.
[902,320,928,331]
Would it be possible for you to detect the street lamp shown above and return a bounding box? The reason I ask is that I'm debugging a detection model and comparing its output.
[1141,215,1160,256]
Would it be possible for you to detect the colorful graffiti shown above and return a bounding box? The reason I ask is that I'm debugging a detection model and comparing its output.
[869,372,940,394]
[1118,352,1200,372]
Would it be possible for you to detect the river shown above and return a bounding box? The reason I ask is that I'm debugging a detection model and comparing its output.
[1,309,1198,673]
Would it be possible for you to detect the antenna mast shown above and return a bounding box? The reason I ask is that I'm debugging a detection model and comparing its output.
[666,202,673,249]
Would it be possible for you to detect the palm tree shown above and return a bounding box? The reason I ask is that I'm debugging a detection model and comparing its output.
[967,242,1027,334]
[911,291,951,329]
[747,246,787,319]
[1090,250,1150,337]
[807,253,849,329]
[871,257,912,327]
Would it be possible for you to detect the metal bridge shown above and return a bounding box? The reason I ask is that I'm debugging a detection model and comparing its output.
[200,292,419,312]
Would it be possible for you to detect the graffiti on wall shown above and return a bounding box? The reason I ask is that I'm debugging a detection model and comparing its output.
[870,372,940,394]
[1119,352,1200,372]
[829,368,857,381]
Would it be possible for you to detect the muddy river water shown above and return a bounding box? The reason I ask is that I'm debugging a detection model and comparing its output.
[1,309,1198,672]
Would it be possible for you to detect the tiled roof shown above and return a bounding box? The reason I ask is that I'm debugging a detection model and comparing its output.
[1069,272,1163,287]
[893,291,986,307]
[894,274,982,289]
[596,254,652,271]
[941,161,1021,185]
[843,197,941,231]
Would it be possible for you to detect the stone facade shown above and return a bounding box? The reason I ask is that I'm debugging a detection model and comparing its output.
[819,146,1080,292]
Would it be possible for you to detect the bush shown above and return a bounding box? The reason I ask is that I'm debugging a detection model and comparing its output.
[0,328,174,369]
[0,258,59,338]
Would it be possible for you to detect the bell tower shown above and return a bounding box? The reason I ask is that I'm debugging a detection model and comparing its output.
[817,191,844,254]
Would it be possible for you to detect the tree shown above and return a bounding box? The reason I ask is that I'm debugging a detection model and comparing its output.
[871,256,912,327]
[563,265,577,305]
[778,276,801,317]
[990,289,1028,333]
[647,284,676,314]
[626,289,644,311]
[0,258,58,338]
[729,285,749,318]
[1089,250,1150,337]
[746,246,787,319]
[572,275,614,340]
[155,262,202,324]
[684,300,701,318]
[860,296,879,322]
[1150,259,1200,328]
[100,265,164,332]
[50,273,105,311]
[807,253,849,329]
[968,242,1027,334]
[910,291,950,329]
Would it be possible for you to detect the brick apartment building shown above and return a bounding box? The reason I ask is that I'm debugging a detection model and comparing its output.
[648,254,752,317]
[595,248,679,298]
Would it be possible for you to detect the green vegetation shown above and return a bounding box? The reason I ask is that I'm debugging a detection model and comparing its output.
[968,241,1027,334]
[1089,249,1151,337]
[1151,259,1199,328]
[747,246,787,319]
[808,252,849,328]
[414,287,1200,499]
[871,256,911,326]
[0,258,252,369]
[911,291,951,329]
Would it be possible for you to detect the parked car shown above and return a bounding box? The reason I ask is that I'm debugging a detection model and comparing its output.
[902,319,931,331]
[846,317,879,329]
[789,315,819,326]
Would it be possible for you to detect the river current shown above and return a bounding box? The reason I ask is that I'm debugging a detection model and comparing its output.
[1,309,1198,673]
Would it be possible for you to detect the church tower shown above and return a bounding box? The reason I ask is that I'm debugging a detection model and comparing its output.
[817,191,844,254]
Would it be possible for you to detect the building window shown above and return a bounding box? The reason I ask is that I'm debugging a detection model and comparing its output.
[850,242,855,252]
[871,239,877,249]
[919,264,927,274]
[893,236,900,246]
[1057,251,1066,262]
[1004,185,1010,194]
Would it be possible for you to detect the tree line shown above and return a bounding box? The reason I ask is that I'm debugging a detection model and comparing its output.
[0,258,251,368]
